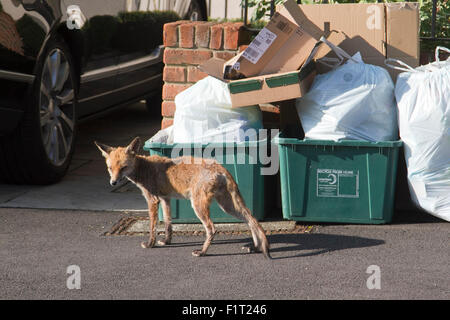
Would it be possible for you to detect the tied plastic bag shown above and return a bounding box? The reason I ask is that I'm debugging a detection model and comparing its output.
[173,76,262,143]
[147,125,174,144]
[296,37,398,142]
[386,47,450,222]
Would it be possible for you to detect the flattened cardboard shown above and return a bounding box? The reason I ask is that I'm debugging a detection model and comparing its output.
[386,2,420,64]
[234,12,298,77]
[228,0,320,78]
[295,4,386,61]
[283,3,420,79]
[278,0,324,41]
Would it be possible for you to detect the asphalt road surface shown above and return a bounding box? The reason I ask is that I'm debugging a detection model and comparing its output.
[1,207,448,300]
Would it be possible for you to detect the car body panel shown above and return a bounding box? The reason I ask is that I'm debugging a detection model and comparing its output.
[0,0,206,135]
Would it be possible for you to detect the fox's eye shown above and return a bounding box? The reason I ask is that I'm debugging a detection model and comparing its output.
[120,166,128,172]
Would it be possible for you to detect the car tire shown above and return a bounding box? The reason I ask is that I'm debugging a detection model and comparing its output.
[0,37,78,185]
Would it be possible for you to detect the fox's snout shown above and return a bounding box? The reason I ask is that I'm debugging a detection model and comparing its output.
[109,173,125,186]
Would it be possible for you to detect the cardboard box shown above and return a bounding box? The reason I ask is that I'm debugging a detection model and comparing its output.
[200,0,323,108]
[279,2,420,79]
[228,61,316,108]
[224,0,319,79]
[200,56,317,108]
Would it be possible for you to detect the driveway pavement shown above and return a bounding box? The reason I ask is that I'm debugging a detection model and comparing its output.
[1,207,448,300]
[0,102,157,212]
[0,101,448,300]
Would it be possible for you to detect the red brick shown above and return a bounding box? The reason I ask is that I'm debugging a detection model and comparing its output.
[239,44,248,52]
[161,117,174,129]
[195,22,215,48]
[224,22,244,50]
[213,50,237,61]
[162,83,191,100]
[163,21,188,47]
[161,101,176,117]
[164,48,213,65]
[187,66,208,83]
[210,24,224,50]
[163,66,186,82]
[179,23,195,48]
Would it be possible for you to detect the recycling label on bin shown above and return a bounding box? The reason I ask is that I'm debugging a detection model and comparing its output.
[316,169,359,198]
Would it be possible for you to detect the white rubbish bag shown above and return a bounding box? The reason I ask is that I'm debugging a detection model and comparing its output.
[386,47,450,222]
[173,76,262,143]
[296,37,398,142]
[148,125,174,144]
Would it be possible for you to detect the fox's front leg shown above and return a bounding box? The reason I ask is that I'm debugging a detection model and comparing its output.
[141,195,159,249]
[157,198,172,246]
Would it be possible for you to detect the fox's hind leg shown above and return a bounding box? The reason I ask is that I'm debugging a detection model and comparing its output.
[190,191,215,257]
[158,198,172,246]
[214,190,261,253]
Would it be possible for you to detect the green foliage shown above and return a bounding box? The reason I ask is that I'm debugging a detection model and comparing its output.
[115,10,180,53]
[82,10,180,55]
[83,15,119,54]
[207,16,267,29]
[151,10,181,24]
[419,0,450,38]
[240,0,285,21]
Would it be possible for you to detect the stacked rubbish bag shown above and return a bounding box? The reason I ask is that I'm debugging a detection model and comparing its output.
[296,37,399,142]
[294,39,450,222]
[385,47,450,222]
[148,76,262,144]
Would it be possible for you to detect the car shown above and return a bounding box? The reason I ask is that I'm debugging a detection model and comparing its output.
[0,0,207,185]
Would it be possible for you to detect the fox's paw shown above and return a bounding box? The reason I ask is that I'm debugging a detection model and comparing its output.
[141,241,155,249]
[241,243,259,254]
[157,239,171,246]
[192,249,205,257]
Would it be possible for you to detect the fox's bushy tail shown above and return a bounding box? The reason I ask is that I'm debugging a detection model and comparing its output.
[222,172,271,259]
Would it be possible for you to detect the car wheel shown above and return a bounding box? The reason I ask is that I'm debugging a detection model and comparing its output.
[0,38,77,185]
[186,0,205,21]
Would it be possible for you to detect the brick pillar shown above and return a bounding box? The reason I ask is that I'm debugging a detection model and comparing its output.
[161,21,248,129]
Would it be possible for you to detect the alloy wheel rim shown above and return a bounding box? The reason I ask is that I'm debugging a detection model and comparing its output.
[39,48,75,166]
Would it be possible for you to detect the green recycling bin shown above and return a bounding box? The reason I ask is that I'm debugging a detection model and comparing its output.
[143,139,268,223]
[273,132,402,224]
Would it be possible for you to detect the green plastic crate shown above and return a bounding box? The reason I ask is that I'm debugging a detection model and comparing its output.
[143,139,267,223]
[273,133,402,224]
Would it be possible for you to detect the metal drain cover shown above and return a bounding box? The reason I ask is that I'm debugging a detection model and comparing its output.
[104,216,313,236]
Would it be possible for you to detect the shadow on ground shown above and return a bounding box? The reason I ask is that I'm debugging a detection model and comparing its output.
[267,233,384,260]
[153,233,384,260]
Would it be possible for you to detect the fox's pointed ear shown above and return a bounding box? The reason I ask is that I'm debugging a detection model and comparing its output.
[94,141,113,158]
[126,137,141,154]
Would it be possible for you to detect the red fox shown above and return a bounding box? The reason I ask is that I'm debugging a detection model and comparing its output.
[95,137,270,258]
